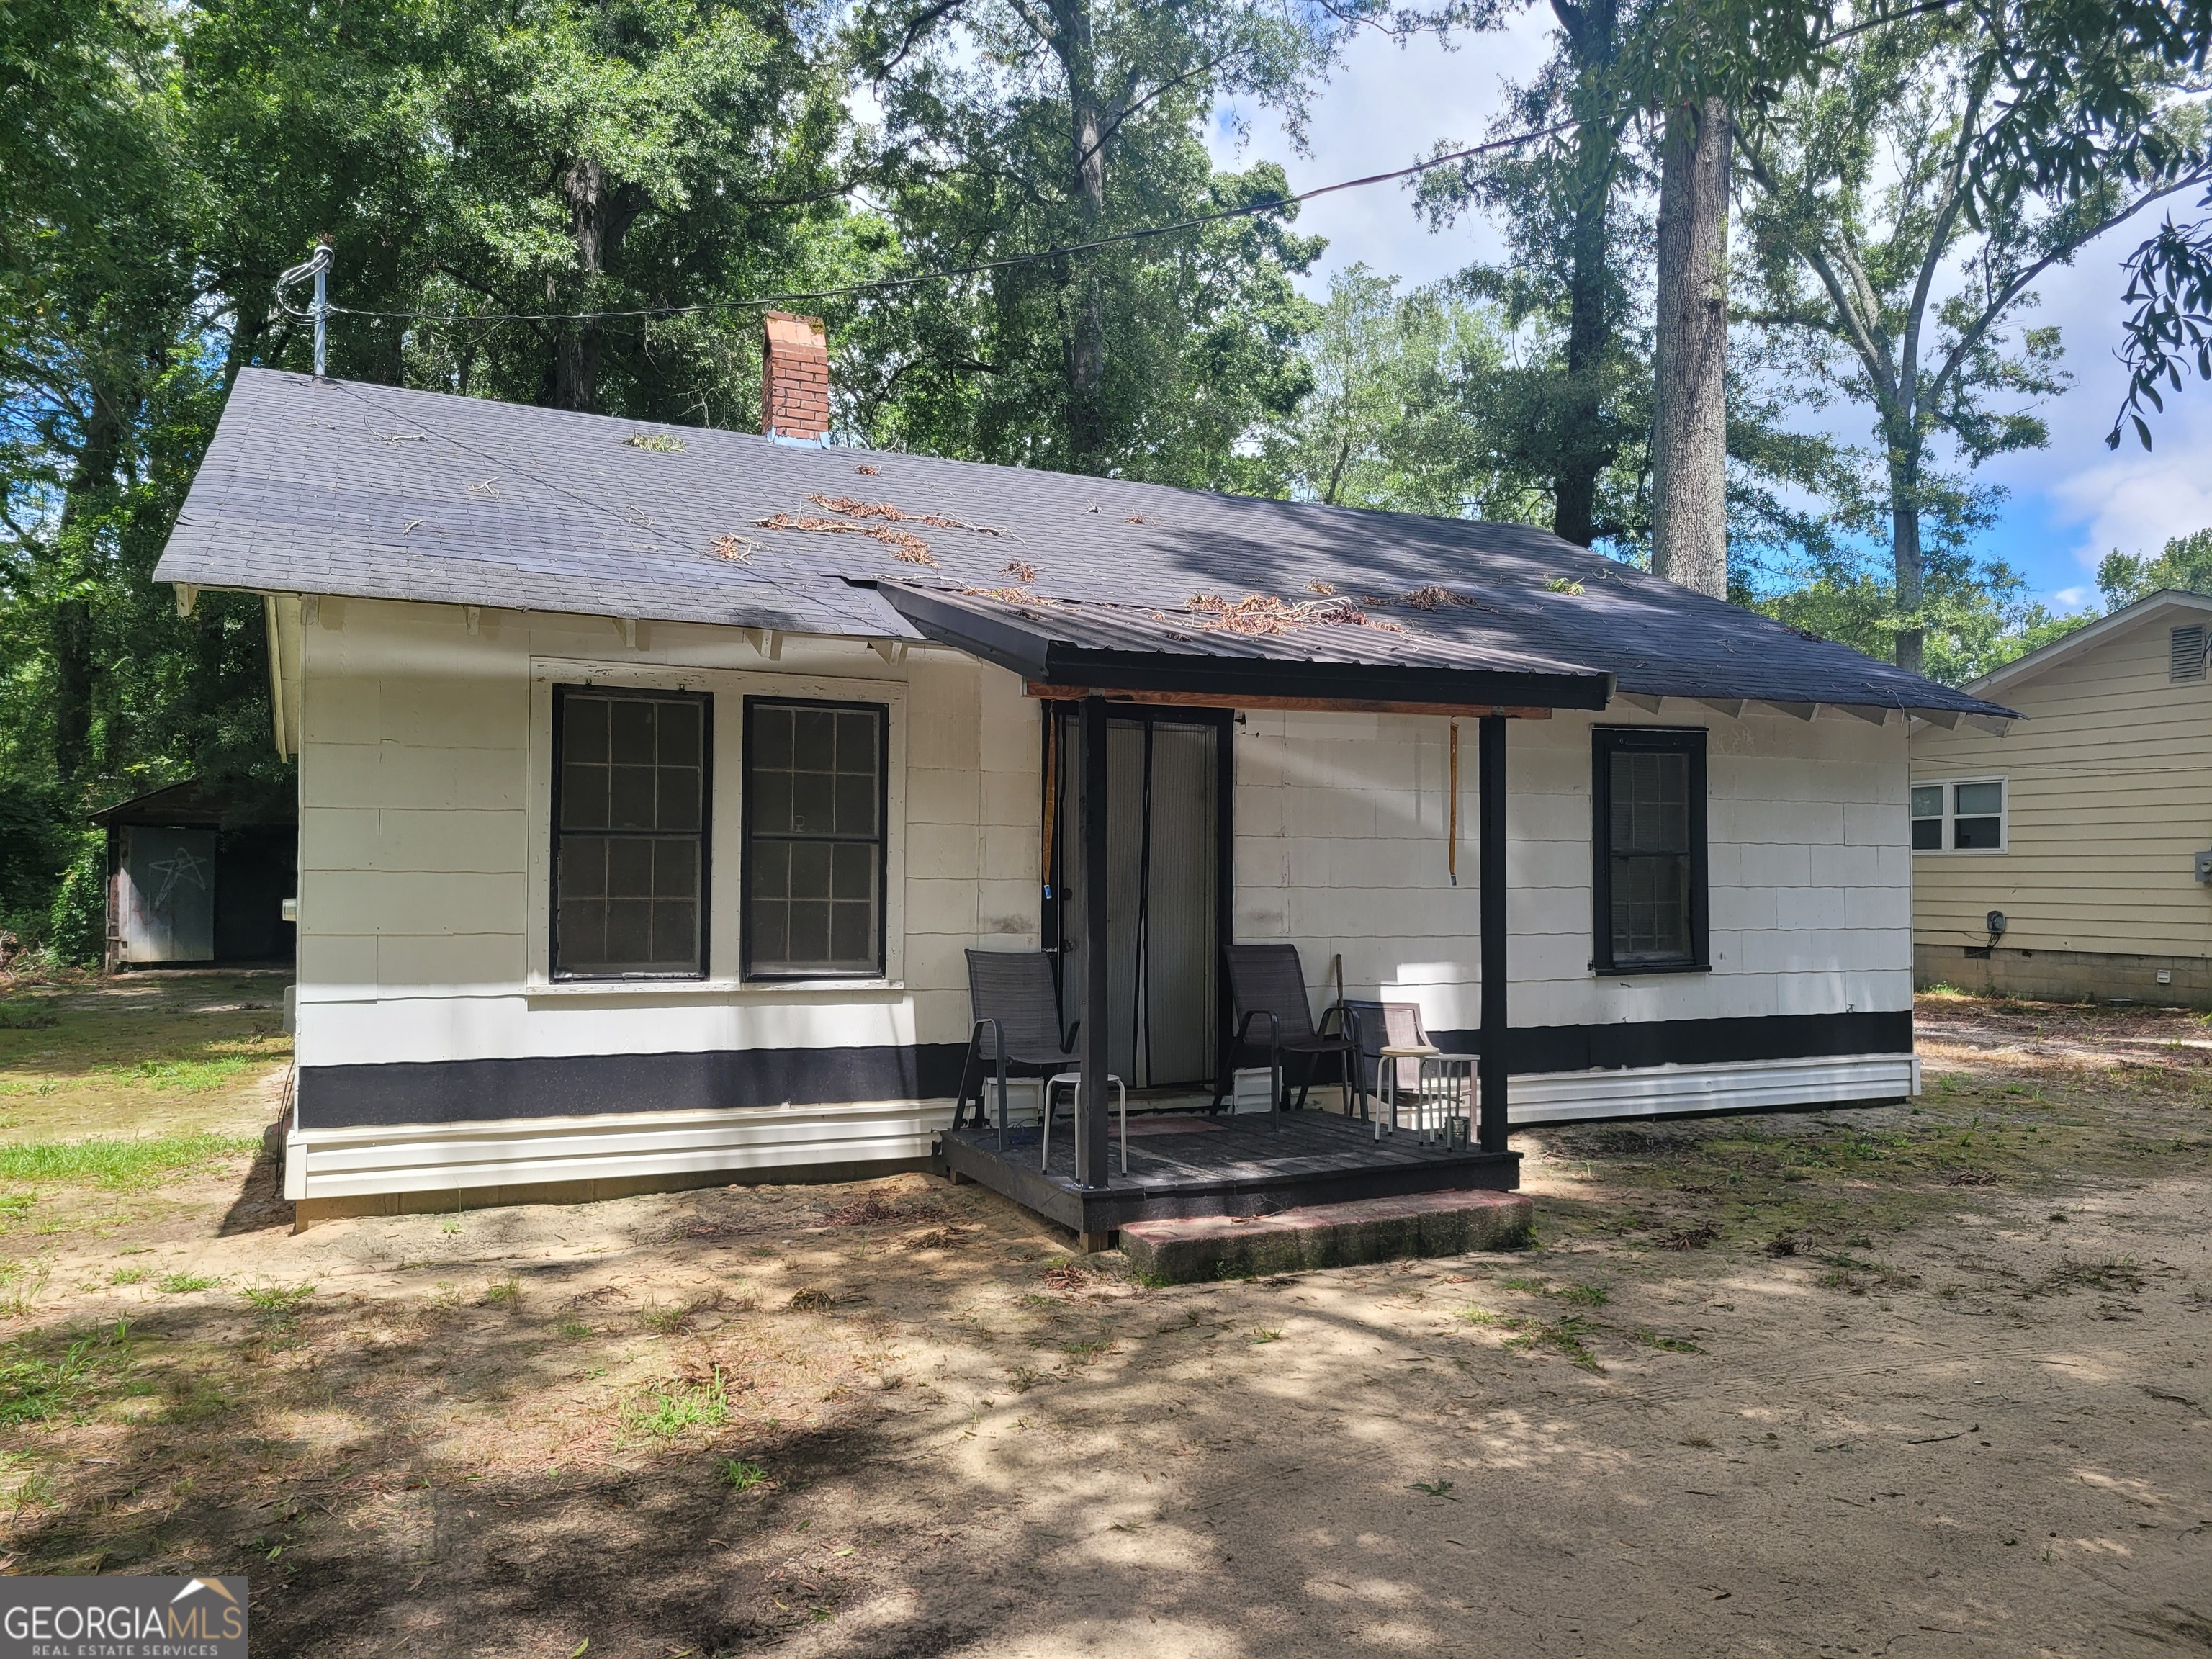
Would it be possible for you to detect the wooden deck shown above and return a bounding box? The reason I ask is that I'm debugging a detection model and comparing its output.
[938,1108,1519,1239]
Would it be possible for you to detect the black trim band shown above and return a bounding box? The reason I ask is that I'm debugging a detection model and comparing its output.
[294,1010,1912,1129]
[296,1042,971,1129]
[1429,1009,1912,1075]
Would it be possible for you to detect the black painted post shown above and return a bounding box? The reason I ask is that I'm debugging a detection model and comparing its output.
[1478,713,1509,1154]
[1078,695,1111,1190]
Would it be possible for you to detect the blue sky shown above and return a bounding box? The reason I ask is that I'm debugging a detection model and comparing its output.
[1210,14,2212,614]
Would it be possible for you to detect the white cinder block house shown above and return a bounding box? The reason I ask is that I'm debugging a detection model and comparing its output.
[154,341,2012,1231]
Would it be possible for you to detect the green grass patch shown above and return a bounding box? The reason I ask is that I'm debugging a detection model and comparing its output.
[0,1133,257,1191]
[108,1267,150,1287]
[158,1273,220,1295]
[95,1055,258,1092]
[623,1371,730,1440]
[0,1323,132,1427]
[240,1283,313,1318]
[716,1457,767,1492]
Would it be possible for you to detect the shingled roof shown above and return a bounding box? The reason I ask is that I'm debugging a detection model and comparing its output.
[155,368,2012,721]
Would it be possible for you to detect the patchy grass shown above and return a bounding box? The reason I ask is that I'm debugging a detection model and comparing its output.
[623,1372,730,1441]
[0,1133,258,1192]
[0,1323,132,1427]
[716,1457,768,1492]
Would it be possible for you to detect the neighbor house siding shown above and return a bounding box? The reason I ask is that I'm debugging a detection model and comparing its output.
[1912,618,2212,961]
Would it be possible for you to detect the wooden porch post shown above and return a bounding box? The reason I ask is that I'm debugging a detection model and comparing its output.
[1077,693,1112,1192]
[1478,713,1510,1154]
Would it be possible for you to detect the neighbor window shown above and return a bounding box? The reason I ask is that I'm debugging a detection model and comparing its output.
[1592,728,1708,974]
[552,686,709,979]
[743,698,887,978]
[1911,778,2005,853]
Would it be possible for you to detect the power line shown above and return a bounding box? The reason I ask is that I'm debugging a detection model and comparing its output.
[275,120,1576,329]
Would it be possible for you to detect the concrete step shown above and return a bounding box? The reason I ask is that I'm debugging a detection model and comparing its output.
[1118,1188,1533,1284]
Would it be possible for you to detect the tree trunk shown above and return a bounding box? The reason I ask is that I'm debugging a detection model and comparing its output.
[1551,0,1619,548]
[1889,441,1925,675]
[549,158,642,413]
[1050,0,1110,475]
[52,391,127,785]
[1650,95,1730,598]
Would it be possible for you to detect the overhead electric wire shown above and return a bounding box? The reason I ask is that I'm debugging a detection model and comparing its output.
[271,1,1958,331]
[275,120,1576,328]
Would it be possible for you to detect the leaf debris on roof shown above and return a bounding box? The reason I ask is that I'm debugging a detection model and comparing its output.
[1187,592,1406,637]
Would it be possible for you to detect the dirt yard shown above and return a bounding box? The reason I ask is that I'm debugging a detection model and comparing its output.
[0,978,2206,1657]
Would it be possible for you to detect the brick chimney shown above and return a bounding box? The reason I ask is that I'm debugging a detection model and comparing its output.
[760,311,830,441]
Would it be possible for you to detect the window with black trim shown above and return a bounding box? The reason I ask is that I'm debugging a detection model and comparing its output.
[1592,727,1709,974]
[553,686,709,979]
[743,698,887,979]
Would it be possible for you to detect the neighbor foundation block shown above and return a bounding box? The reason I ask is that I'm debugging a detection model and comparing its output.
[1119,1189,1533,1284]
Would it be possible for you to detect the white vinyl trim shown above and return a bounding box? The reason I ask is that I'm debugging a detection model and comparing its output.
[284,1097,953,1202]
[1506,1051,1918,1125]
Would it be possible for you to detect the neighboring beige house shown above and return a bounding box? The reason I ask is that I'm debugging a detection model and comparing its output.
[1912,589,2212,1006]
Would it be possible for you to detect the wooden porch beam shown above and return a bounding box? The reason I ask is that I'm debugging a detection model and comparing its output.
[1077,694,1111,1195]
[1477,714,1509,1154]
[1025,683,1552,719]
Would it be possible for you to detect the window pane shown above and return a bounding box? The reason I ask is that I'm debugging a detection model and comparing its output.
[752,770,793,835]
[788,841,832,899]
[835,774,876,836]
[561,836,608,899]
[657,700,701,765]
[752,840,789,899]
[1602,737,1699,968]
[650,900,697,964]
[792,770,835,832]
[603,899,652,963]
[1912,819,1943,851]
[1910,785,1943,819]
[754,706,793,769]
[836,711,877,773]
[657,765,701,832]
[562,763,609,830]
[831,842,874,900]
[652,838,698,899]
[751,899,789,965]
[1954,816,2002,850]
[610,700,655,765]
[564,696,608,764]
[793,709,836,767]
[830,901,873,964]
[609,764,656,829]
[1954,781,2001,817]
[788,899,831,963]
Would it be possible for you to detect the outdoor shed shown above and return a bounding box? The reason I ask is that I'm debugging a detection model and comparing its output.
[93,778,297,971]
[1912,588,2212,1006]
[152,357,2012,1230]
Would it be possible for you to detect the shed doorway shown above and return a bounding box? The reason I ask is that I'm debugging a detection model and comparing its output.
[1048,708,1228,1091]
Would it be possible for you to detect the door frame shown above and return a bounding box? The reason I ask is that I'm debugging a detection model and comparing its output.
[1038,701,1236,1089]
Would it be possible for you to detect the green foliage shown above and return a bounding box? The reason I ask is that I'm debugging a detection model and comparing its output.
[45,832,104,966]
[1758,556,2097,687]
[2097,527,2212,608]
[716,1457,767,1491]
[1255,265,1550,521]
[624,1370,730,1439]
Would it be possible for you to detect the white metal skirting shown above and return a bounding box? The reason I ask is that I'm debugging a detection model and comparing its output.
[282,1055,1918,1201]
[283,1098,957,1202]
[1506,1053,1919,1126]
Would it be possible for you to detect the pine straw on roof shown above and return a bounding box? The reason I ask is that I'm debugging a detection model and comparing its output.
[1181,592,1406,636]
[807,494,1005,536]
[755,511,937,565]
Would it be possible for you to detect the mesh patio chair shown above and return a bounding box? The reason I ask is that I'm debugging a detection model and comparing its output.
[1339,999,1438,1107]
[955,949,1127,1172]
[1217,943,1367,1123]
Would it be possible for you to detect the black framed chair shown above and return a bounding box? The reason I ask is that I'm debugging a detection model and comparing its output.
[1216,943,1367,1124]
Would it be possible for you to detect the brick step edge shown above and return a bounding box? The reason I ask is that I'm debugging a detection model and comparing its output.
[1120,1190,1533,1285]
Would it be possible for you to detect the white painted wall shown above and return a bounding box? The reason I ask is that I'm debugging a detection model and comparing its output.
[293,598,1039,1070]
[1232,705,1912,1035]
[292,599,1910,1089]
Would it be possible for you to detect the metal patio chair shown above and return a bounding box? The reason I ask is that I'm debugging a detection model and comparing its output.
[1217,943,1367,1124]
[954,948,1127,1172]
[1339,999,1436,1107]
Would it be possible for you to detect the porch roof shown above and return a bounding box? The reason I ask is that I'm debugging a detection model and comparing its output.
[881,583,1614,711]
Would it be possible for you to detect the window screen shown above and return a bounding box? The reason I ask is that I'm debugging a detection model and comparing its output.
[553,687,709,978]
[744,700,886,977]
[1592,729,1708,973]
[2172,624,2206,683]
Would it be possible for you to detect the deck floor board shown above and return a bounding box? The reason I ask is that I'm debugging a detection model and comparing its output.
[940,1109,1518,1235]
